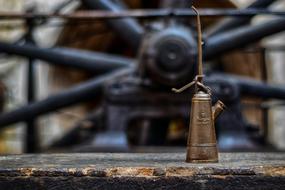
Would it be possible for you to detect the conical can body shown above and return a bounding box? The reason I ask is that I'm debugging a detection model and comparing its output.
[186,91,218,163]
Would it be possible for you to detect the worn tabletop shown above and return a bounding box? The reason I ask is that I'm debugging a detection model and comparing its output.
[0,153,284,189]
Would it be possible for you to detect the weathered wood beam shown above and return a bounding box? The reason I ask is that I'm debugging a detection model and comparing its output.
[0,153,284,189]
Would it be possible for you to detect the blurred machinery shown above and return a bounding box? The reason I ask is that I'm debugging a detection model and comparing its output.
[0,0,284,153]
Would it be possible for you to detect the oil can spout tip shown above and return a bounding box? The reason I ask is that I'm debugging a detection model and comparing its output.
[217,100,226,109]
[212,100,226,120]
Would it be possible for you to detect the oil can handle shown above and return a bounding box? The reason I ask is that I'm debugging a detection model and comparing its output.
[172,78,211,94]
[172,80,196,93]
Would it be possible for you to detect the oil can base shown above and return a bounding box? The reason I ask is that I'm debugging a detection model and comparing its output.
[186,146,218,163]
[186,158,218,163]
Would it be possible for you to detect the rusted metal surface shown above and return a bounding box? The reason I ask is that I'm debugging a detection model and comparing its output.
[0,153,284,189]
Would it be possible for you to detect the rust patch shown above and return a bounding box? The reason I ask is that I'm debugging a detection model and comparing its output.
[166,167,196,177]
[19,168,35,176]
[258,166,285,176]
[105,167,156,177]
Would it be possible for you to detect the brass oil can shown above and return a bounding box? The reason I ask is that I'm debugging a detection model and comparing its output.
[172,6,225,163]
[186,91,225,163]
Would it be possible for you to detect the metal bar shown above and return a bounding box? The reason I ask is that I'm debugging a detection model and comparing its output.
[82,0,144,50]
[26,57,38,153]
[0,67,134,128]
[208,73,285,100]
[238,78,285,99]
[207,0,276,36]
[204,18,285,59]
[0,42,134,74]
[0,9,284,20]
[25,17,39,153]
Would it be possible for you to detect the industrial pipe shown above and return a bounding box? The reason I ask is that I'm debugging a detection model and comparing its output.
[207,73,285,99]
[207,0,276,36]
[0,42,134,74]
[205,18,285,59]
[0,67,134,128]
[81,0,144,50]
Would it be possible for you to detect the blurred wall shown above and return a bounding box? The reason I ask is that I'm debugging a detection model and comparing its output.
[260,1,285,150]
[230,0,285,150]
[0,0,79,153]
[0,0,25,153]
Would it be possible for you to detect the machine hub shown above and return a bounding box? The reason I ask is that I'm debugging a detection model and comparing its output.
[140,25,197,87]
